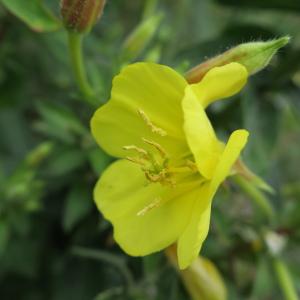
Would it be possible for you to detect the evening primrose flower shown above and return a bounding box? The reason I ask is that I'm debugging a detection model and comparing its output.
[91,62,249,269]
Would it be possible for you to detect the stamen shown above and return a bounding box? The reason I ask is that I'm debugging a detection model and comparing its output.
[186,160,198,171]
[168,166,193,174]
[137,179,202,216]
[126,156,146,166]
[144,169,176,187]
[137,197,162,216]
[123,145,149,158]
[142,138,167,158]
[144,171,161,182]
[138,109,167,136]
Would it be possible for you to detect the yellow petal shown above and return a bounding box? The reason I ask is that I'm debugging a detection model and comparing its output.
[94,159,198,256]
[211,129,249,191]
[190,62,248,108]
[177,184,212,269]
[177,129,249,269]
[182,86,224,179]
[91,62,189,159]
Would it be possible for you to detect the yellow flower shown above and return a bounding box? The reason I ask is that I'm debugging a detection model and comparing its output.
[91,62,249,269]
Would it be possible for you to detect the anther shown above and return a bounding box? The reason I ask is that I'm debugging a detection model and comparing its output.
[137,197,162,216]
[138,109,167,136]
[144,170,176,187]
[186,160,198,171]
[144,170,164,183]
[126,156,146,166]
[142,138,167,158]
[123,145,149,158]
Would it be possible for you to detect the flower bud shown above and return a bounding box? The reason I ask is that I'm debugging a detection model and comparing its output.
[121,13,163,61]
[186,37,290,84]
[61,0,106,33]
[166,245,227,300]
[234,159,274,194]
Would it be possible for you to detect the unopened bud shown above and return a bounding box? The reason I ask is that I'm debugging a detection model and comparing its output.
[122,13,163,61]
[166,245,227,300]
[61,0,106,33]
[186,37,290,84]
[234,159,274,194]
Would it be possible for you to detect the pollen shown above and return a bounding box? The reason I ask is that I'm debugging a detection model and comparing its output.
[138,109,167,136]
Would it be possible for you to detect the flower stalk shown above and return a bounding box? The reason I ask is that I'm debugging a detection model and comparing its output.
[272,257,299,300]
[67,32,96,106]
[62,0,107,106]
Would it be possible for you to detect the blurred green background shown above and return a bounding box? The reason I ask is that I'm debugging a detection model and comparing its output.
[0,0,299,299]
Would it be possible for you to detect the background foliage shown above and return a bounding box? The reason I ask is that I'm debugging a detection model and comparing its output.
[0,0,299,299]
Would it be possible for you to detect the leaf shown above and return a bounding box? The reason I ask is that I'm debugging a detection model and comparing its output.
[0,233,40,277]
[35,102,88,144]
[241,84,281,173]
[45,146,86,177]
[37,103,87,136]
[0,219,10,256]
[250,256,274,299]
[63,184,93,232]
[216,0,300,11]
[93,287,124,300]
[87,147,113,175]
[1,0,61,32]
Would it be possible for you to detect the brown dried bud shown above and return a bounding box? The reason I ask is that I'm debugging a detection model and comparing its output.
[61,0,106,33]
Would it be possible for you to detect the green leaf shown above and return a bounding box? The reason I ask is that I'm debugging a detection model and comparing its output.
[45,147,86,177]
[251,257,274,299]
[35,102,88,144]
[216,0,300,11]
[1,0,61,32]
[87,147,113,175]
[0,219,10,256]
[63,184,93,232]
[241,84,281,173]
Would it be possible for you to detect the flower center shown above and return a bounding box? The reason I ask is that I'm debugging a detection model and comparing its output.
[123,109,197,187]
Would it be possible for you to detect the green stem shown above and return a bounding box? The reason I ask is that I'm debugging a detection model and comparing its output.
[67,32,96,106]
[272,257,299,300]
[233,175,275,221]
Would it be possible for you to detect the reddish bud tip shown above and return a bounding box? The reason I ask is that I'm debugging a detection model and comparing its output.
[61,0,106,33]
